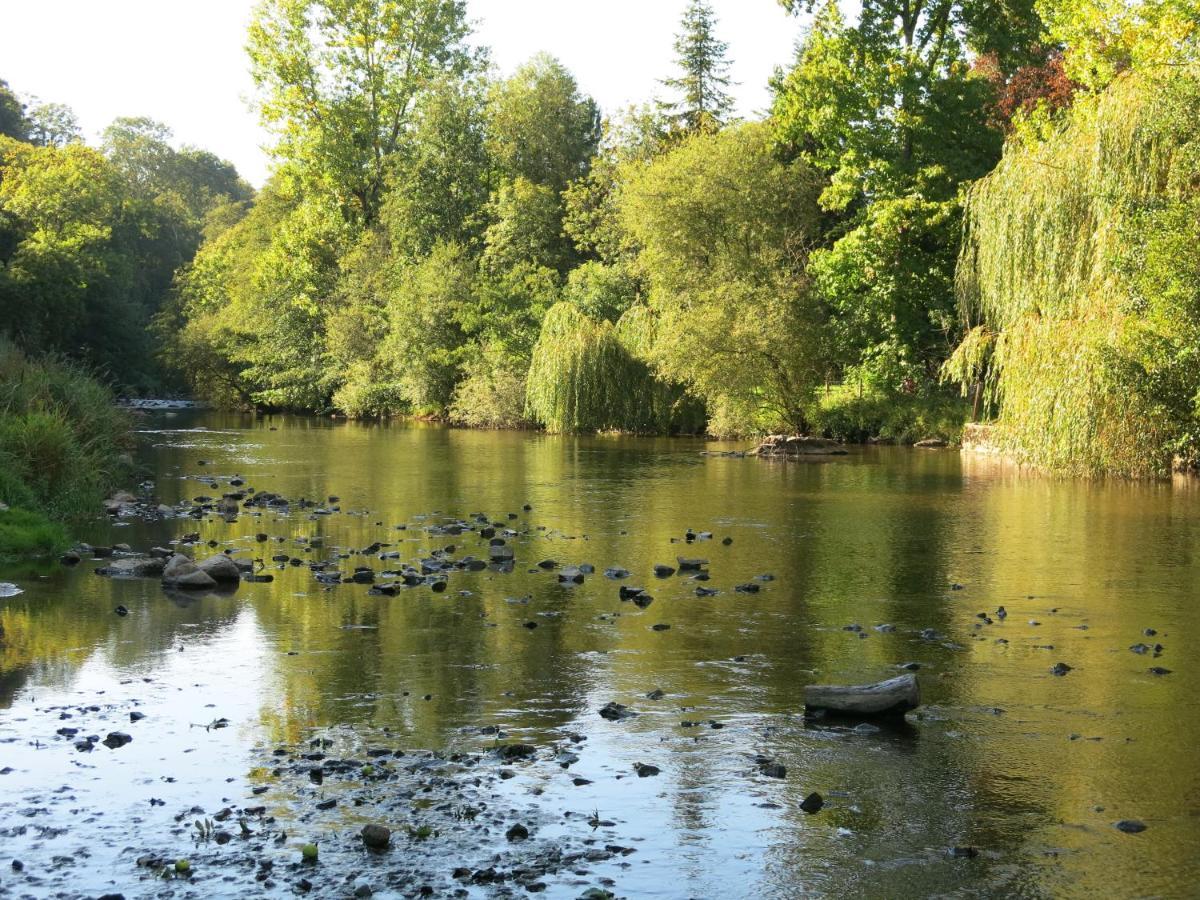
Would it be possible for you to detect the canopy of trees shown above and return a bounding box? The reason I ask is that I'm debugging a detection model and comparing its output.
[0,96,250,389]
[5,0,1200,474]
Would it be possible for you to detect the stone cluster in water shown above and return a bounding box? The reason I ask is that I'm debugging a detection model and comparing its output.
[14,465,1169,897]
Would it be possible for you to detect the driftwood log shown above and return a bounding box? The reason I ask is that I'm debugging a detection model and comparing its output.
[804,674,920,718]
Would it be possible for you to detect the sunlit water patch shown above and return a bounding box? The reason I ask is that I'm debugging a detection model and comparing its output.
[1,411,1197,898]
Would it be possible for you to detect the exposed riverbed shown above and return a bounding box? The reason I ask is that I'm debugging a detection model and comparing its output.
[1,411,1197,898]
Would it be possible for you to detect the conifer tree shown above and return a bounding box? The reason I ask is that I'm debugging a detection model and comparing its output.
[660,0,736,132]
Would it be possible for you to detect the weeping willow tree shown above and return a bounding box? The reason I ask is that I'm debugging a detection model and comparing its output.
[525,302,687,433]
[946,67,1200,476]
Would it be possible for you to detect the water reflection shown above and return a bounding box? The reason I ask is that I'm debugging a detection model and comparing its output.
[0,413,1197,897]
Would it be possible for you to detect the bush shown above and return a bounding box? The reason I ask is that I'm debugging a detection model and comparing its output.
[0,456,37,510]
[0,412,88,511]
[0,338,131,556]
[450,344,529,429]
[813,385,969,444]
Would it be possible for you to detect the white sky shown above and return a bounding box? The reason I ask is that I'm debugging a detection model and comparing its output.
[0,1,808,187]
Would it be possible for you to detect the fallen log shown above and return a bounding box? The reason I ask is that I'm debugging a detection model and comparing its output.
[804,674,920,718]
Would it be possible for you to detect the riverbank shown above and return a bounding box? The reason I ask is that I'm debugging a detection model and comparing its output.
[150,384,969,447]
[0,341,132,560]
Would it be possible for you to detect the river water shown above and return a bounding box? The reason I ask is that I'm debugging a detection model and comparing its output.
[0,411,1197,898]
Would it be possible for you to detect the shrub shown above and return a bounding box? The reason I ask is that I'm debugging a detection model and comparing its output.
[813,386,969,444]
[0,338,131,555]
[449,344,529,429]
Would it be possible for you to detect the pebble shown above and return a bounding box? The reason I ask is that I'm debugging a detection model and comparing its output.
[360,824,391,849]
[799,792,824,814]
[1115,819,1147,834]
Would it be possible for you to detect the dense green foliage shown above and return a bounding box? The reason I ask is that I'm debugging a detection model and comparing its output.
[247,0,477,224]
[947,65,1200,475]
[619,123,829,435]
[771,0,1029,388]
[0,340,131,558]
[8,0,1200,474]
[0,94,250,391]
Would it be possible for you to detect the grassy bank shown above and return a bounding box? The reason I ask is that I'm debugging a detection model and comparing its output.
[0,340,131,561]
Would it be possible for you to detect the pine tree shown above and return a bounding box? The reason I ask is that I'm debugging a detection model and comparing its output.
[660,0,736,133]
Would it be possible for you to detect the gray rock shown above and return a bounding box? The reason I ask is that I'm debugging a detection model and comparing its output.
[599,702,635,721]
[97,556,166,578]
[800,792,824,813]
[360,824,391,849]
[804,674,920,718]
[1115,820,1146,834]
[102,732,132,749]
[170,567,219,590]
[197,554,242,582]
[162,554,195,580]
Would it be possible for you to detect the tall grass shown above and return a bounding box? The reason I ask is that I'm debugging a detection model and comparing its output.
[0,339,132,556]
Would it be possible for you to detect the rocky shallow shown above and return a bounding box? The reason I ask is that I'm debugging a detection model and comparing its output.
[0,437,1189,899]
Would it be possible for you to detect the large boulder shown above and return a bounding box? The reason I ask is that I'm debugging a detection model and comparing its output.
[197,554,242,583]
[172,568,219,589]
[162,554,195,580]
[162,554,217,589]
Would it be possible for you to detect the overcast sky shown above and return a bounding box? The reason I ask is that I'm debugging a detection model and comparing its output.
[0,1,808,187]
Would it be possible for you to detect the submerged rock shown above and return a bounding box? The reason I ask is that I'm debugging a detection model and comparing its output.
[598,702,635,721]
[753,435,848,458]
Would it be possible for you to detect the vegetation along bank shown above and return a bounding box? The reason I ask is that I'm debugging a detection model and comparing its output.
[3,0,1200,482]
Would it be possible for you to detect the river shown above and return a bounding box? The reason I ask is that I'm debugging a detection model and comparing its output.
[0,410,1197,898]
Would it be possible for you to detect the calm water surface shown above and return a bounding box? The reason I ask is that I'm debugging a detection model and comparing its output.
[1,411,1198,898]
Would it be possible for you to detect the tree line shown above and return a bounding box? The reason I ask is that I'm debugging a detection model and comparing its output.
[157,0,1047,438]
[3,0,1200,470]
[0,85,252,390]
